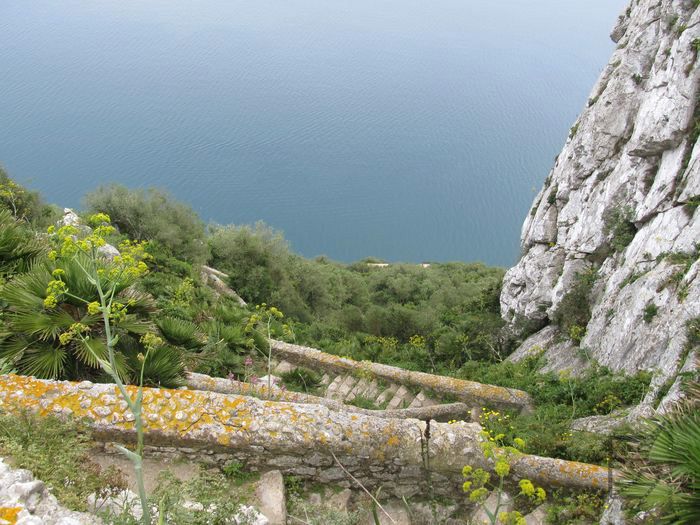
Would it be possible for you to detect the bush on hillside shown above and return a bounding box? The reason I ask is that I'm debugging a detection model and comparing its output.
[0,168,57,226]
[83,184,209,263]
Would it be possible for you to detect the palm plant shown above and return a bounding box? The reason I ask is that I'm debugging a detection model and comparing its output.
[0,209,44,278]
[619,376,700,524]
[0,254,183,386]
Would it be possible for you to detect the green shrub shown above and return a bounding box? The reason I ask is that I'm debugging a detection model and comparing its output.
[280,368,322,394]
[603,206,637,253]
[643,303,658,323]
[619,392,700,524]
[546,490,607,524]
[0,210,44,278]
[551,267,597,344]
[0,169,57,226]
[458,357,652,463]
[84,185,209,264]
[347,395,379,410]
[148,469,249,525]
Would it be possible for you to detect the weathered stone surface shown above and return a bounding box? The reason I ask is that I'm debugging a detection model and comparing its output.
[255,471,286,525]
[469,491,512,525]
[327,488,353,512]
[185,372,473,422]
[523,505,548,525]
[0,375,615,495]
[0,457,96,524]
[599,493,625,525]
[87,489,141,520]
[501,0,700,410]
[270,341,533,412]
[200,265,247,306]
[360,499,412,525]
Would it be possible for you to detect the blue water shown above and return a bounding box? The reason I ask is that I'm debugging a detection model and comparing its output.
[0,0,625,266]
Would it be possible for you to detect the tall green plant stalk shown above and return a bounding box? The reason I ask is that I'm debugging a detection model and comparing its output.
[45,215,156,524]
[245,304,287,398]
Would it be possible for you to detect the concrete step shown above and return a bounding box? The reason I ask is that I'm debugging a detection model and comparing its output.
[325,375,343,398]
[386,385,413,410]
[330,375,357,401]
[375,384,399,407]
[346,377,371,402]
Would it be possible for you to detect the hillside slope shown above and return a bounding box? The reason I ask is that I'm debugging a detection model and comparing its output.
[501,0,700,413]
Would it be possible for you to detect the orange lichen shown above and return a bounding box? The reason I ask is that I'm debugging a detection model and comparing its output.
[0,506,22,524]
[386,435,400,447]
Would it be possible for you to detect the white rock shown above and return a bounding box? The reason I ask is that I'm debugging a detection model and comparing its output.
[501,0,700,410]
[255,470,286,525]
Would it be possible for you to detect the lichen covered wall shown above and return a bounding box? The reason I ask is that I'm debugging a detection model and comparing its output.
[0,374,610,497]
[269,340,533,412]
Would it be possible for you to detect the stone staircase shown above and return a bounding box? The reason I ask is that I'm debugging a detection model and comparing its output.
[274,360,438,410]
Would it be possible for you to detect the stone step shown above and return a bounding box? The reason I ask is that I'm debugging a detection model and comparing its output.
[375,384,399,407]
[407,390,437,409]
[362,379,380,401]
[330,375,357,401]
[273,360,295,375]
[386,385,413,410]
[325,375,344,398]
[346,377,371,402]
[320,373,332,387]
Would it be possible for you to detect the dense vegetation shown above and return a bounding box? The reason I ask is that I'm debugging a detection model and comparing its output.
[2,174,696,524]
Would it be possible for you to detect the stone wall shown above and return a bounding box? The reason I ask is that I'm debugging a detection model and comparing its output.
[269,341,533,413]
[0,374,611,499]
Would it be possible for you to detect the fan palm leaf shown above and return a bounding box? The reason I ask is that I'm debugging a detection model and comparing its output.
[0,209,44,277]
[619,379,700,525]
[156,317,204,348]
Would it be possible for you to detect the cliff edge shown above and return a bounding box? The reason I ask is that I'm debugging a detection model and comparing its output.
[501,0,700,413]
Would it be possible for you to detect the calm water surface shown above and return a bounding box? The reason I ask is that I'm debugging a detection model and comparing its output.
[0,0,626,265]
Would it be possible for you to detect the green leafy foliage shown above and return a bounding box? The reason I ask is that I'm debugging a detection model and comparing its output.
[280,368,322,394]
[0,411,126,511]
[620,392,700,524]
[0,210,44,278]
[551,267,597,344]
[84,185,209,264]
[603,206,637,253]
[0,249,184,387]
[0,168,57,226]
[459,357,652,462]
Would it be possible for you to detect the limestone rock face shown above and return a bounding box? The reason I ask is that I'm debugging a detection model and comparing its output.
[0,457,96,524]
[501,0,700,409]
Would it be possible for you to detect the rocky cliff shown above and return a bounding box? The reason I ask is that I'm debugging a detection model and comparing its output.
[501,0,700,413]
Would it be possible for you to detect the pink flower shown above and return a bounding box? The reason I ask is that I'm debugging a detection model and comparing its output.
[244,356,253,367]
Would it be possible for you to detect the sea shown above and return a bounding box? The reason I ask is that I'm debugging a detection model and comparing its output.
[0,0,626,266]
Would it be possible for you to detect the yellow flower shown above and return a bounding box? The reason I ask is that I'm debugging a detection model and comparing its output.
[87,302,101,315]
[462,465,473,477]
[468,487,488,503]
[519,479,535,497]
[513,437,526,450]
[43,294,57,309]
[536,487,546,502]
[494,460,510,478]
[462,481,472,492]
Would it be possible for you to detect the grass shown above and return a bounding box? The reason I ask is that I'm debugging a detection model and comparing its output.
[0,411,126,512]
